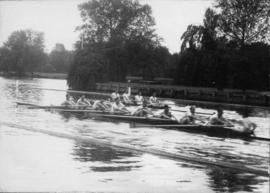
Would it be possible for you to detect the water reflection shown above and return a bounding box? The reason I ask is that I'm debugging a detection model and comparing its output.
[207,167,268,192]
[72,142,142,172]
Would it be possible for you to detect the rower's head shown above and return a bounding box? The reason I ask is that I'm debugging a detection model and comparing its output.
[164,104,170,112]
[217,108,223,118]
[115,97,120,104]
[138,91,142,96]
[189,106,196,114]
[65,94,70,100]
[153,92,157,97]
[81,95,85,99]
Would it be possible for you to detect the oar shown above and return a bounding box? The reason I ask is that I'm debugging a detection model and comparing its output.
[250,136,270,142]
[28,105,92,109]
[130,123,235,129]
[171,109,214,116]
[16,101,38,106]
[130,123,199,128]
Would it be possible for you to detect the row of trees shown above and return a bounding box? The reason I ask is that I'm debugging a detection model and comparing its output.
[68,0,270,91]
[0,0,269,90]
[176,0,270,90]
[0,30,73,75]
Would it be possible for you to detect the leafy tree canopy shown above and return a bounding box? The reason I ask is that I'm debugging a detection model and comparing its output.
[77,0,160,45]
[216,0,270,47]
[0,29,46,75]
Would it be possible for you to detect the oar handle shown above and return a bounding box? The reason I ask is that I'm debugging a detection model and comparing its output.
[171,109,214,116]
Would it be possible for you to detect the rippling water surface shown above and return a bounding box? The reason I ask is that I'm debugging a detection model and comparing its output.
[0,77,269,192]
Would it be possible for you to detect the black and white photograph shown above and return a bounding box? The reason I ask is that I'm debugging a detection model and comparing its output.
[0,0,269,192]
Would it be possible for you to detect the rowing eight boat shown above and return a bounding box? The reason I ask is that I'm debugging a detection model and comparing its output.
[16,101,270,141]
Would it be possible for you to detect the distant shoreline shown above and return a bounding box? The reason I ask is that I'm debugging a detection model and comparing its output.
[0,72,67,79]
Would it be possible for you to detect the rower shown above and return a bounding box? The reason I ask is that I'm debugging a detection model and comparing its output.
[207,109,233,127]
[103,98,113,109]
[132,100,155,117]
[76,95,91,106]
[92,99,110,111]
[135,91,144,105]
[61,94,75,106]
[179,106,205,124]
[149,92,159,105]
[111,89,120,101]
[158,105,177,121]
[111,97,130,114]
[122,88,132,104]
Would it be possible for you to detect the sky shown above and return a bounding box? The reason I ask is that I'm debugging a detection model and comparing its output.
[0,0,213,53]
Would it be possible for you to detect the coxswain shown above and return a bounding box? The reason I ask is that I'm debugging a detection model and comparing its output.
[207,109,233,127]
[179,106,205,124]
[76,95,91,106]
[158,105,177,121]
[61,94,75,107]
[111,98,130,114]
[134,91,144,105]
[132,100,155,117]
[111,89,120,101]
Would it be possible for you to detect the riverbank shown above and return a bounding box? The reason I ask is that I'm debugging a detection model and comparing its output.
[0,71,67,79]
[96,82,270,107]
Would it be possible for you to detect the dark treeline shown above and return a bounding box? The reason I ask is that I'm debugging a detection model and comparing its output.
[0,30,73,75]
[68,0,270,91]
[0,0,269,91]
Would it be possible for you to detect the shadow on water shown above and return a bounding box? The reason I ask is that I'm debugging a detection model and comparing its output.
[206,167,268,192]
[72,142,142,172]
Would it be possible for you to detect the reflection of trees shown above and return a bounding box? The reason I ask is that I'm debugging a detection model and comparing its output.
[72,142,142,172]
[206,167,267,192]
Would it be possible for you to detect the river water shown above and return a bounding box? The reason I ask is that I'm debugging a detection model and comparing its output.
[0,77,269,192]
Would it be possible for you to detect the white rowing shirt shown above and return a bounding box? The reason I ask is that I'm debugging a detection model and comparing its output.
[149,96,158,104]
[122,93,131,102]
[135,95,143,102]
[111,102,125,111]
[111,92,120,100]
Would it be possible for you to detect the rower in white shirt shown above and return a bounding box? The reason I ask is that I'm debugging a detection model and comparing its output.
[92,100,110,111]
[111,98,130,114]
[111,89,120,101]
[135,91,144,105]
[122,87,132,104]
[76,95,91,106]
[149,92,159,105]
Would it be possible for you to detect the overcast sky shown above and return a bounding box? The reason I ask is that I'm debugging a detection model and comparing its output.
[0,0,213,53]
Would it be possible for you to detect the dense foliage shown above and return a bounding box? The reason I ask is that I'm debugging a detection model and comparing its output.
[177,0,270,90]
[0,31,73,75]
[0,30,47,75]
[47,43,73,73]
[67,0,170,90]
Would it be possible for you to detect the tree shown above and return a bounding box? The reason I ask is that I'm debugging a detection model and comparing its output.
[0,29,46,75]
[68,0,164,90]
[77,0,159,44]
[216,0,270,48]
[48,43,73,73]
[180,8,219,52]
